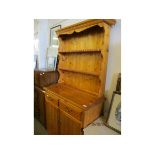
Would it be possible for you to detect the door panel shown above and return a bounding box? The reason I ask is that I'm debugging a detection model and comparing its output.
[60,111,82,135]
[45,101,59,135]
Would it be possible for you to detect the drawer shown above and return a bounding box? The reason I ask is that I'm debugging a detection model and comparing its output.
[45,94,58,107]
[59,100,82,121]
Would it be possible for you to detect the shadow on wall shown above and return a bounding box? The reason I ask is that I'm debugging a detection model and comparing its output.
[104,73,120,120]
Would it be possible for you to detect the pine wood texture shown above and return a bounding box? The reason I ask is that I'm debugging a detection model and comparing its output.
[56,19,115,96]
[44,85,105,134]
[59,110,82,135]
[56,19,116,36]
[45,99,59,134]
[44,19,116,134]
[44,83,98,109]
[59,100,82,121]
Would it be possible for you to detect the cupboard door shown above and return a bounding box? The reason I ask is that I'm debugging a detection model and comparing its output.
[60,111,82,135]
[45,101,59,135]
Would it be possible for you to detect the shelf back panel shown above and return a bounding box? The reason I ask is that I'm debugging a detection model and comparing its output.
[58,70,100,96]
[58,52,102,76]
[59,26,104,51]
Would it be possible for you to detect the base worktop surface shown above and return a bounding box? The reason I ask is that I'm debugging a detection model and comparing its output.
[44,83,101,110]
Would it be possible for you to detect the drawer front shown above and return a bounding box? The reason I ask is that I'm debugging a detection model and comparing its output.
[45,94,58,107]
[59,100,82,121]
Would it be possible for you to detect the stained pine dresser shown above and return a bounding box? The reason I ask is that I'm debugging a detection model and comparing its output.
[44,19,116,134]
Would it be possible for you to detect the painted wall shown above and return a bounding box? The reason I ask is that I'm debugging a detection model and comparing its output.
[34,20,39,56]
[104,20,121,116]
[38,19,49,69]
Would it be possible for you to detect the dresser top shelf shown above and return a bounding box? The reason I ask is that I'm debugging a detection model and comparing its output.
[56,19,116,36]
[44,83,104,110]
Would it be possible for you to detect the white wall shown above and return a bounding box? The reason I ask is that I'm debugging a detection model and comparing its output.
[34,20,39,56]
[105,20,121,90]
[104,20,121,116]
[38,19,49,69]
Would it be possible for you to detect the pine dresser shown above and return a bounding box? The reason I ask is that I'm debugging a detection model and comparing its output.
[44,19,116,134]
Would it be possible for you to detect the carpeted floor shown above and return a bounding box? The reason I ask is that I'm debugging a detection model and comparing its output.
[34,118,48,135]
[83,116,120,135]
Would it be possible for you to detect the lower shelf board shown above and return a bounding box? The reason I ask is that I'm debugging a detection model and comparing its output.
[59,67,100,76]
